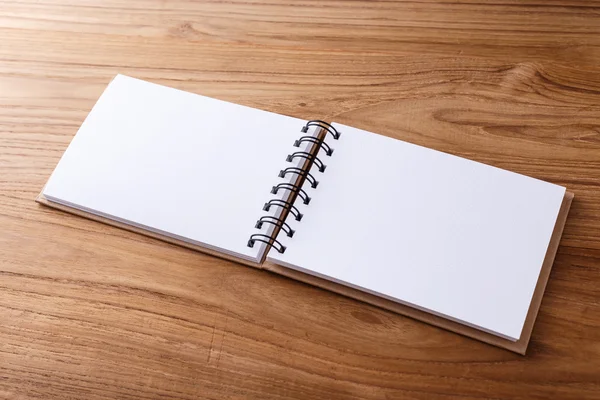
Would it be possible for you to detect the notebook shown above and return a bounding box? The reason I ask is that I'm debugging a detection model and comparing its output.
[38,74,573,354]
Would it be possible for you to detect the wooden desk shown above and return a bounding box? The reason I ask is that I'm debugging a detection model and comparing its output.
[1,1,599,399]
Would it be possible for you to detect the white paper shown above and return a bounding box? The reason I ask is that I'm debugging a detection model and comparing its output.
[269,123,566,340]
[43,75,311,262]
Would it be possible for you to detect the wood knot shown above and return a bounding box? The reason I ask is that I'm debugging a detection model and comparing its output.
[171,22,200,38]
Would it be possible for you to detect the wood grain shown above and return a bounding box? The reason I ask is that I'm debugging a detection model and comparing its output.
[1,1,600,399]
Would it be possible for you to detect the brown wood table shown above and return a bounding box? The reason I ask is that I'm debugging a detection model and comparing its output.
[1,1,600,399]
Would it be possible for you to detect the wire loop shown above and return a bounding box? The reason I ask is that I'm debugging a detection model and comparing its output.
[263,199,303,221]
[286,151,326,173]
[255,216,295,237]
[301,120,341,140]
[271,183,311,205]
[294,136,334,156]
[279,167,319,188]
[247,234,286,253]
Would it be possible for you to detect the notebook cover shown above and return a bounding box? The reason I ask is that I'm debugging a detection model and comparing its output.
[263,191,573,354]
[36,193,263,269]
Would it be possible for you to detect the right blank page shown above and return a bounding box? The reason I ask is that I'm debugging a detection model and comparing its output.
[268,123,566,341]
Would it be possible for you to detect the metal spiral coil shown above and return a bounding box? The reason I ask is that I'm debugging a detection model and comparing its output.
[247,120,341,254]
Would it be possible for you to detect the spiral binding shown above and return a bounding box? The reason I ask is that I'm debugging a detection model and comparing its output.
[279,167,319,188]
[286,152,326,172]
[301,120,341,140]
[271,183,311,205]
[263,199,303,221]
[255,216,294,237]
[247,234,287,253]
[294,136,334,156]
[248,120,340,254]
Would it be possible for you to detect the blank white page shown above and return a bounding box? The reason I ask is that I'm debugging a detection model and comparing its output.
[43,75,311,263]
[268,123,566,340]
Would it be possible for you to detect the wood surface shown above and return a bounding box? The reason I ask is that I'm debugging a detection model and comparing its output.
[1,1,600,399]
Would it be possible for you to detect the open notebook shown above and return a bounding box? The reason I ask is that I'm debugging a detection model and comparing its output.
[38,75,572,354]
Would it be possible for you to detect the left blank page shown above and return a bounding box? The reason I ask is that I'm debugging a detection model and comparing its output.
[42,75,309,263]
